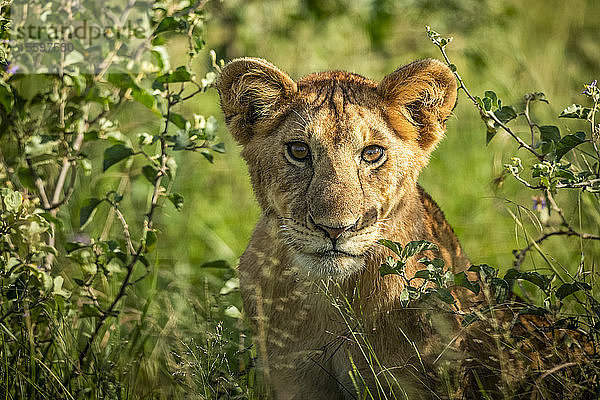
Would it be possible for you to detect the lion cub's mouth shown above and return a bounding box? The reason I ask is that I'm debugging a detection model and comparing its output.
[317,249,360,258]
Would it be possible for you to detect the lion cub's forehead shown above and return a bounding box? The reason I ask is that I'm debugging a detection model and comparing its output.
[289,71,391,145]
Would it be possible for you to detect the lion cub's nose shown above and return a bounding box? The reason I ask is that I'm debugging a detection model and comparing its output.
[315,223,354,240]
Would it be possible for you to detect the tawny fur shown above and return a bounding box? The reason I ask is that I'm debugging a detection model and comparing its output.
[216,58,595,399]
[217,57,471,399]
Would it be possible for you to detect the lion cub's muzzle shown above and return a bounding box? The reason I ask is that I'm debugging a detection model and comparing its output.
[279,212,381,278]
[309,215,359,244]
[280,208,380,254]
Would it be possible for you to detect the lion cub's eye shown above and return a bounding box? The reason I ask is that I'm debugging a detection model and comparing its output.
[361,145,384,163]
[287,142,310,162]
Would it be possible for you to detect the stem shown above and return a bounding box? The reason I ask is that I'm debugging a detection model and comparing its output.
[70,87,173,382]
[514,229,600,269]
[434,42,544,161]
[523,97,536,146]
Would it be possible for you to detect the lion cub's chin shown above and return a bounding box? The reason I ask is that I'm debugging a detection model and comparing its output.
[291,251,366,281]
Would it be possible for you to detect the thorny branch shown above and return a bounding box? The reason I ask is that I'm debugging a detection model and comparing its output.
[427,27,544,161]
[427,27,600,272]
[70,83,197,380]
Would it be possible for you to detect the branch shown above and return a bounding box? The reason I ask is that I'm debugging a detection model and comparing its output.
[70,87,173,382]
[111,203,135,254]
[514,229,600,268]
[430,34,544,161]
[49,131,84,211]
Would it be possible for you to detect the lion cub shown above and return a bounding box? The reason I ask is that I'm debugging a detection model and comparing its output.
[217,58,471,399]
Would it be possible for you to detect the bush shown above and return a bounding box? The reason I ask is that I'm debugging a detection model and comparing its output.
[0,1,248,398]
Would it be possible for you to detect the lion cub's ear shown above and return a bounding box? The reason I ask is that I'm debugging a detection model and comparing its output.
[217,58,297,145]
[378,59,457,151]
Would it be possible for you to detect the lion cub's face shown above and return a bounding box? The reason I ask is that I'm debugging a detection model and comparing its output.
[217,58,457,279]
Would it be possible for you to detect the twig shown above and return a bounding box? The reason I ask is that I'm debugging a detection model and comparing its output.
[112,204,135,254]
[93,0,137,82]
[25,155,51,209]
[531,362,578,400]
[523,97,536,146]
[70,85,172,382]
[49,131,84,210]
[432,37,544,161]
[514,229,600,268]
[173,0,209,17]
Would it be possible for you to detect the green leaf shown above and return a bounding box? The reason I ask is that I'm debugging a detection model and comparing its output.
[200,259,231,269]
[80,198,102,227]
[2,189,22,212]
[0,81,13,112]
[491,278,509,303]
[518,306,549,316]
[522,272,552,291]
[132,87,156,110]
[399,287,410,307]
[65,242,87,253]
[81,303,102,318]
[142,165,158,184]
[413,269,430,280]
[151,46,170,72]
[138,254,150,267]
[484,90,498,109]
[103,144,134,172]
[17,167,35,190]
[200,150,214,163]
[211,142,226,153]
[38,212,63,230]
[401,240,438,260]
[453,271,480,295]
[168,113,188,129]
[67,73,87,95]
[555,132,586,161]
[525,92,548,103]
[474,96,485,110]
[380,261,401,277]
[144,230,157,253]
[377,239,403,257]
[107,72,136,90]
[153,16,187,35]
[539,125,560,143]
[153,66,192,90]
[559,104,592,119]
[493,106,517,123]
[436,288,455,304]
[73,278,86,286]
[482,96,492,111]
[503,268,551,291]
[52,276,71,298]
[556,282,591,300]
[224,305,242,319]
[40,245,58,256]
[469,264,497,281]
[555,168,575,181]
[64,50,84,66]
[419,257,445,271]
[219,277,239,295]
[168,193,184,211]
